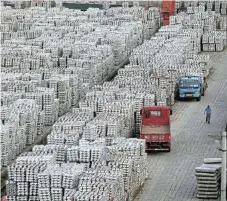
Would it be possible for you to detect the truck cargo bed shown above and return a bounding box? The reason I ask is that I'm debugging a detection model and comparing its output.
[141,125,170,134]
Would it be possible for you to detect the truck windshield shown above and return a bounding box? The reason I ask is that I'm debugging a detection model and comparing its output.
[179,79,199,88]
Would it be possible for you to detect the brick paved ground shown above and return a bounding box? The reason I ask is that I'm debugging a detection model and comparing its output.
[135,48,227,201]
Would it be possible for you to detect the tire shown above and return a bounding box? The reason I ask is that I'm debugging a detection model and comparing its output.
[167,143,171,152]
[170,109,173,115]
[196,96,201,101]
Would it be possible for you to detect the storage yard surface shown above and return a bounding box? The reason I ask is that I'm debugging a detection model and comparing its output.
[135,48,227,201]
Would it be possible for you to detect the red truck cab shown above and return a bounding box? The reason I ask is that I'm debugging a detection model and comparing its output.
[139,106,171,152]
[161,0,175,26]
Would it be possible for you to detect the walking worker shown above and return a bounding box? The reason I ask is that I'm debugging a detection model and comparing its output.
[204,105,211,124]
[204,77,208,90]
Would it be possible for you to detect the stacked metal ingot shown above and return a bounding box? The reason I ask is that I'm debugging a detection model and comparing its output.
[1,99,41,166]
[202,31,227,52]
[38,88,59,126]
[38,163,85,201]
[1,3,161,165]
[48,110,94,146]
[169,10,226,52]
[47,75,72,116]
[6,138,147,200]
[175,0,227,14]
[83,112,133,141]
[1,123,11,167]
[195,158,222,199]
[6,155,55,201]
[6,134,147,201]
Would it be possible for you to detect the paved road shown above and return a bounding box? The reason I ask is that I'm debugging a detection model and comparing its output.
[135,48,227,201]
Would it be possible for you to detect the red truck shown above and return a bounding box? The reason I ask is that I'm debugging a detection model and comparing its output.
[139,106,171,152]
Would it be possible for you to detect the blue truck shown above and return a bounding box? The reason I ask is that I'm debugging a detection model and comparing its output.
[175,75,207,101]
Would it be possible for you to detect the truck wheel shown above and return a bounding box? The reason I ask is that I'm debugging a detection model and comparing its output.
[167,144,171,152]
[170,109,173,115]
[196,97,201,101]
